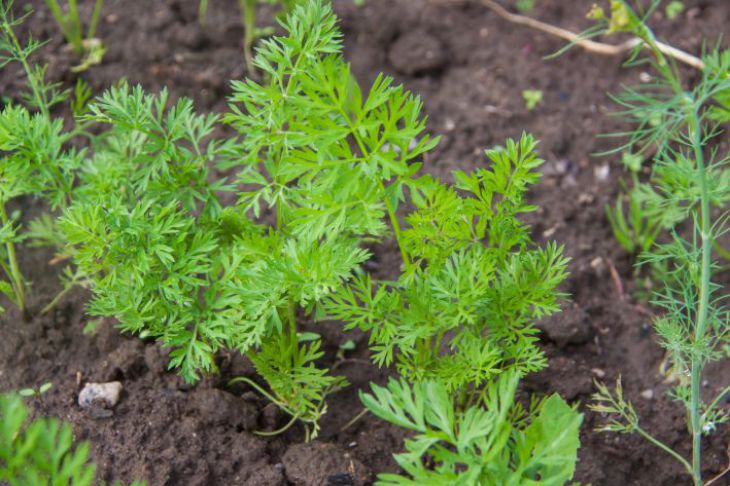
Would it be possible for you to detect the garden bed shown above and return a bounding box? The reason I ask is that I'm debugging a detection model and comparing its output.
[1,0,728,485]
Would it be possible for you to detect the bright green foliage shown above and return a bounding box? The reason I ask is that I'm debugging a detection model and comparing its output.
[60,1,386,437]
[0,0,85,314]
[586,2,730,485]
[222,0,436,436]
[53,0,577,461]
[60,85,233,383]
[522,89,543,110]
[0,393,95,485]
[0,0,72,313]
[325,134,568,397]
[362,372,582,485]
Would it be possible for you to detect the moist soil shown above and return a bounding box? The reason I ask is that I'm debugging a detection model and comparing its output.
[1,0,729,485]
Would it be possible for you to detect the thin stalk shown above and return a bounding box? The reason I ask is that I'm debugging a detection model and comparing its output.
[198,0,209,26]
[688,110,712,486]
[636,24,712,485]
[634,425,694,478]
[328,93,412,271]
[0,205,25,312]
[67,0,82,54]
[42,0,69,41]
[239,0,256,76]
[41,270,84,314]
[87,0,104,40]
[0,14,50,118]
[376,178,411,271]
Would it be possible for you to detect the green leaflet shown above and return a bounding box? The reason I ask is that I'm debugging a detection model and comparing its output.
[361,372,582,485]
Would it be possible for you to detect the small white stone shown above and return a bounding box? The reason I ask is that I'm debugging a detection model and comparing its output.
[640,389,654,400]
[594,164,610,181]
[591,368,606,378]
[78,381,123,409]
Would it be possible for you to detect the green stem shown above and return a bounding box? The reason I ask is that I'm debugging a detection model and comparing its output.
[633,24,712,485]
[328,93,412,271]
[41,270,83,314]
[0,13,50,119]
[688,110,712,486]
[87,0,104,40]
[198,0,209,26]
[240,0,257,76]
[0,205,25,312]
[635,425,694,477]
[67,0,83,54]
[376,178,411,271]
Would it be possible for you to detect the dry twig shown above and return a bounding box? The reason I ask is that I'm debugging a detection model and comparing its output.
[478,0,705,70]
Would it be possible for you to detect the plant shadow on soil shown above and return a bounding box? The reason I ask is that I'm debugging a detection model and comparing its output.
[1,0,728,485]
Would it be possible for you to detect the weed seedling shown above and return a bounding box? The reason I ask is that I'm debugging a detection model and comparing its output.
[516,0,535,13]
[665,1,684,20]
[43,0,105,71]
[17,382,52,399]
[587,3,730,484]
[522,88,543,110]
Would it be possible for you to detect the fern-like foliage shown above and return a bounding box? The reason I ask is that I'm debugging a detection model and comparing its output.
[0,393,94,485]
[361,372,582,485]
[325,134,569,395]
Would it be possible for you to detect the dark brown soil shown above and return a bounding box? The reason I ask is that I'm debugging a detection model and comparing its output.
[1,0,729,485]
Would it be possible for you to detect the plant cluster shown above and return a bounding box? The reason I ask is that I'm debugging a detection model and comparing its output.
[587,2,730,485]
[1,0,583,483]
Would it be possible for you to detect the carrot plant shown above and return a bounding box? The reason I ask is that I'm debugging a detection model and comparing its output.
[587,2,730,484]
[8,0,580,467]
[0,1,81,314]
[60,1,372,440]
[325,132,582,483]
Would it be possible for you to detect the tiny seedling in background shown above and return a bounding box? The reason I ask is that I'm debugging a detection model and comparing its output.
[665,1,685,20]
[605,152,662,256]
[18,382,52,398]
[516,0,535,13]
[522,89,543,110]
[42,0,105,71]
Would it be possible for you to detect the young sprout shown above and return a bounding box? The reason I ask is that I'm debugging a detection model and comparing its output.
[42,0,105,71]
[17,382,53,399]
[516,0,535,13]
[522,88,543,110]
[664,1,685,20]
